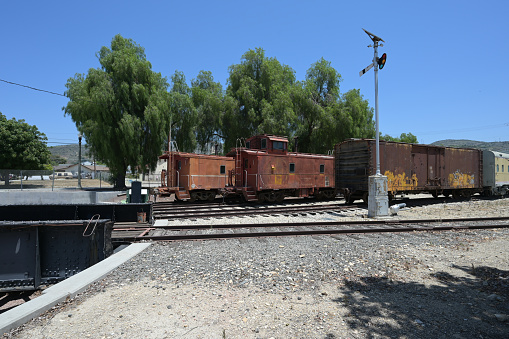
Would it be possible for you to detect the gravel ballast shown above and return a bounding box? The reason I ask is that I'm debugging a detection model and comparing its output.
[3,196,509,338]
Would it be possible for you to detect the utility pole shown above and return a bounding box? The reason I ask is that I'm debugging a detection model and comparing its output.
[78,133,82,189]
[359,28,389,217]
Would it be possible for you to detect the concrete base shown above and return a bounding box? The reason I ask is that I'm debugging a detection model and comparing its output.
[367,175,389,218]
[0,190,123,205]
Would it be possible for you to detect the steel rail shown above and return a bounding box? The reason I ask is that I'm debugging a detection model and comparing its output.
[112,218,509,242]
[117,216,509,230]
[152,204,353,219]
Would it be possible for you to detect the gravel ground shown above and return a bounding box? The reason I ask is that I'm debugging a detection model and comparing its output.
[3,196,509,339]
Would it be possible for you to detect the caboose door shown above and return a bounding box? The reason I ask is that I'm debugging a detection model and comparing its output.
[427,148,444,186]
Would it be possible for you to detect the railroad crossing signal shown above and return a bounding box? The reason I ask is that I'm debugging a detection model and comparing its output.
[378,53,387,69]
[359,28,386,77]
[361,28,389,217]
[359,53,387,77]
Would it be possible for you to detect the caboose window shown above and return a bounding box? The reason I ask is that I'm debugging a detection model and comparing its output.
[178,161,181,170]
[289,163,295,173]
[261,138,267,149]
[320,164,325,173]
[244,159,248,168]
[245,141,250,149]
[497,164,499,172]
[273,141,284,150]
[503,165,505,172]
[220,165,226,174]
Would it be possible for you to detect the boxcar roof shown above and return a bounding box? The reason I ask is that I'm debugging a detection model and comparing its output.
[488,150,509,159]
[340,138,482,152]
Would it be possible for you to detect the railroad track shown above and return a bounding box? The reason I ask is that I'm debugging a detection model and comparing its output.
[152,201,355,219]
[112,216,509,243]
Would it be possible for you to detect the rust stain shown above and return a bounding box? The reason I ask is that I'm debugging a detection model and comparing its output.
[384,171,418,192]
[448,170,475,188]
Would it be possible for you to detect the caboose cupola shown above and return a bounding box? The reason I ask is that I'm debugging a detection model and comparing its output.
[245,134,288,154]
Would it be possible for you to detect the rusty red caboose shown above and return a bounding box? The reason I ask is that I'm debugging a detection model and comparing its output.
[229,135,336,202]
[157,152,234,201]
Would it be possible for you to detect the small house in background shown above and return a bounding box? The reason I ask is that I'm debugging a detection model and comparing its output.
[137,159,166,183]
[53,163,110,179]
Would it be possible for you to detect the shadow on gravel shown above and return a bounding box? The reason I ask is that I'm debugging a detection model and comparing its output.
[333,265,509,339]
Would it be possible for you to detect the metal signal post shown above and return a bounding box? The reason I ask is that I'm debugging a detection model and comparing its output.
[360,28,388,217]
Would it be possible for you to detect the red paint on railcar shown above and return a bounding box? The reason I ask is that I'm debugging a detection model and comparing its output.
[234,135,335,202]
[158,152,234,201]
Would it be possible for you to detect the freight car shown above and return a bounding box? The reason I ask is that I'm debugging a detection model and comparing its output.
[334,139,485,203]
[157,152,234,201]
[229,135,336,202]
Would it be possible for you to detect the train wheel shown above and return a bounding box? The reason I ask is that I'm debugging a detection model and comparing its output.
[276,192,285,203]
[266,192,277,203]
[462,190,472,199]
[344,193,355,204]
[452,190,461,199]
[323,190,336,200]
[189,192,197,202]
[431,192,439,198]
[443,191,451,198]
[257,193,266,203]
[207,192,216,201]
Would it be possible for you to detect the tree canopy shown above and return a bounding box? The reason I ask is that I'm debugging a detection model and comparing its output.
[0,112,51,170]
[64,34,170,187]
[224,48,297,150]
[381,132,418,143]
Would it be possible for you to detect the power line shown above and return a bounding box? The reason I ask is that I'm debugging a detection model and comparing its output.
[0,78,66,97]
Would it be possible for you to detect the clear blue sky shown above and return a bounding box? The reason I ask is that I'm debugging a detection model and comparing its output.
[1,0,508,146]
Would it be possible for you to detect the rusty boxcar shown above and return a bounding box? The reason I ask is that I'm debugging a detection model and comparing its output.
[231,135,335,202]
[334,139,483,203]
[158,152,234,201]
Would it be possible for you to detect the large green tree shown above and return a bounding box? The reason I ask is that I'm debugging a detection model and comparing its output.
[191,71,224,153]
[168,71,197,152]
[224,48,297,150]
[64,34,170,188]
[0,113,51,184]
[293,58,343,153]
[337,89,375,141]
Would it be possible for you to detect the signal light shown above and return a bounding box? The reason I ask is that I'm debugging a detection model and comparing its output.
[377,53,387,69]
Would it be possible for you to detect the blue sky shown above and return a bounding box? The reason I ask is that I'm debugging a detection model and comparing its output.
[1,0,508,146]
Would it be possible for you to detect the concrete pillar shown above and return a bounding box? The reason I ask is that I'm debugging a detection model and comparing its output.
[367,175,389,217]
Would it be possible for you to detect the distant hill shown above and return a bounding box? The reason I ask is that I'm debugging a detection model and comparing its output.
[430,139,509,154]
[49,144,92,164]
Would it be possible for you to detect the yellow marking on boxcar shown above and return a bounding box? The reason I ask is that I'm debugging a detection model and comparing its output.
[275,175,282,185]
[384,171,419,191]
[448,170,475,188]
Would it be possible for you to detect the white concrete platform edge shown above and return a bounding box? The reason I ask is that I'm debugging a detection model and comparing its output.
[0,243,151,335]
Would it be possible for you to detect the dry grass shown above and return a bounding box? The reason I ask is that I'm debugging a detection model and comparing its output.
[0,179,113,190]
